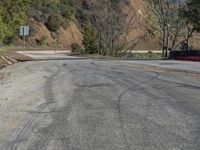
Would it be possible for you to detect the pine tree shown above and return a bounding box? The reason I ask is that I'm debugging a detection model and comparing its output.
[181,0,200,32]
[82,21,98,54]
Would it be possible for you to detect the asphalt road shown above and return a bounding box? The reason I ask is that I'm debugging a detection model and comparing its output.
[0,59,200,150]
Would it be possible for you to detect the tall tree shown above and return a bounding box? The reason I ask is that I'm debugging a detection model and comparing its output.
[149,0,179,56]
[180,0,200,50]
[181,0,200,32]
[82,21,98,54]
[0,0,30,43]
[0,7,11,42]
[77,0,136,56]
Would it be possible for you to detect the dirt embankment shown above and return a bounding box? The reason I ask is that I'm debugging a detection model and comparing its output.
[14,0,200,50]
[123,0,161,50]
[24,0,160,50]
[0,51,32,70]
[27,19,83,49]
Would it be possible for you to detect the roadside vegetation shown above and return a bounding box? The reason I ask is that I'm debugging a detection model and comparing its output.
[0,0,200,58]
[78,0,200,57]
[148,0,200,57]
[78,0,140,57]
[0,0,74,46]
[129,52,162,59]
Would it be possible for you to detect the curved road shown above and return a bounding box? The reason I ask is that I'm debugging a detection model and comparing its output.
[0,59,200,150]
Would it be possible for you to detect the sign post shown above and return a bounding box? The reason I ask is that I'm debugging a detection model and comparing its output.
[19,26,29,54]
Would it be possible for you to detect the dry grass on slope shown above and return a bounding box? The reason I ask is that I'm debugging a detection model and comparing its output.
[123,0,161,50]
[28,19,82,49]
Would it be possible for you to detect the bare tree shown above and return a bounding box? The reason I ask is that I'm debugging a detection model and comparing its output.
[149,0,186,56]
[76,0,137,57]
[149,0,200,53]
[150,0,171,57]
[92,0,137,56]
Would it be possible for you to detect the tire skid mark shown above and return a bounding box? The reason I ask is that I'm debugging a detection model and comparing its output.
[75,62,160,150]
[27,64,80,150]
[3,65,64,150]
[26,65,70,150]
[3,102,50,150]
[24,70,60,150]
[27,124,57,150]
[116,73,160,150]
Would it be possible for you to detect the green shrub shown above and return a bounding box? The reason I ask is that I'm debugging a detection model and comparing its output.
[3,36,14,45]
[0,0,29,43]
[45,14,63,31]
[37,36,47,46]
[71,43,82,53]
[147,51,154,58]
[59,0,74,19]
[127,52,162,59]
[82,21,98,54]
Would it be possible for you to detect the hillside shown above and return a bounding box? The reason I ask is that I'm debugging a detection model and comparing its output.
[27,19,82,49]
[123,0,161,50]
[0,0,162,50]
[34,0,161,50]
[0,0,199,50]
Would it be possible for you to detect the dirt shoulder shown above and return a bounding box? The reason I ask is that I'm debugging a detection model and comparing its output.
[4,47,70,52]
[0,51,32,70]
[2,51,32,62]
[0,57,6,69]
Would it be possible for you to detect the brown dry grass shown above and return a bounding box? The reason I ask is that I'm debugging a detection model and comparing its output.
[27,20,82,49]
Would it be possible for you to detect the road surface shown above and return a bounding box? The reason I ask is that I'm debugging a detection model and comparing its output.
[0,59,200,150]
[16,51,74,60]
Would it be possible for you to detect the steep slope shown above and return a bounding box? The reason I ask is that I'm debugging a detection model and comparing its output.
[57,22,83,48]
[24,0,162,50]
[27,18,82,49]
[125,0,161,49]
[2,0,199,50]
[28,0,200,50]
[24,0,161,50]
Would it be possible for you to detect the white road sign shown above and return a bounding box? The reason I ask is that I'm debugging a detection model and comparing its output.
[20,26,29,36]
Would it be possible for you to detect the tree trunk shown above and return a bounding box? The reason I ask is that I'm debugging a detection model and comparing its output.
[162,29,168,57]
[165,25,170,57]
[186,26,194,51]
[171,30,179,51]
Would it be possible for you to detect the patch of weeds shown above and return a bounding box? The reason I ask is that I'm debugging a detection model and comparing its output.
[130,51,162,59]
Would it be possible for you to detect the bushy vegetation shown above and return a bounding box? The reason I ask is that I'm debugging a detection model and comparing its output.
[0,0,200,58]
[37,36,47,46]
[71,43,83,53]
[180,0,200,32]
[82,21,98,54]
[149,0,200,56]
[45,14,63,31]
[30,0,74,31]
[129,52,162,59]
[77,0,136,56]
[0,0,30,44]
[0,0,74,45]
